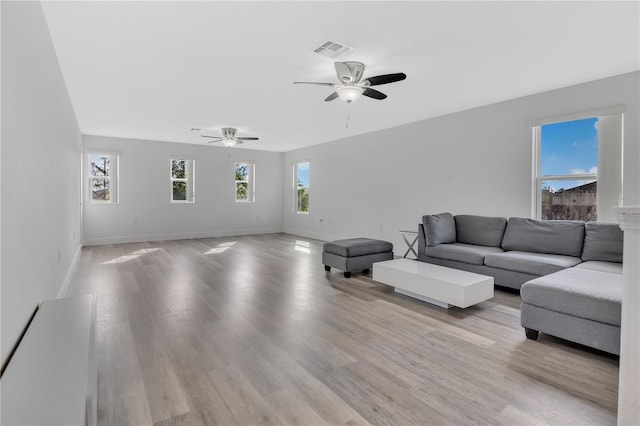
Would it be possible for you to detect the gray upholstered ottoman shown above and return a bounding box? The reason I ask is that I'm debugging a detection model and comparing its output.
[323,238,394,278]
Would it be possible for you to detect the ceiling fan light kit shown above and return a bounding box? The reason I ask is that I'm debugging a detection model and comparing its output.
[336,85,364,103]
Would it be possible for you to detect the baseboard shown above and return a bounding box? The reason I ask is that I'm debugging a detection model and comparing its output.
[82,227,284,246]
[58,244,82,298]
[282,227,340,242]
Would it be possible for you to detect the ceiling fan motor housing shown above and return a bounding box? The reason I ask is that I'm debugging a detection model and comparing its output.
[221,127,237,139]
[342,61,365,83]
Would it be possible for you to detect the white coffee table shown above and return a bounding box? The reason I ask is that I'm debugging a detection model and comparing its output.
[373,259,494,308]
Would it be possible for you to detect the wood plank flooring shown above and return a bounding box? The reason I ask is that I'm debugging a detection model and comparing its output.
[68,233,619,425]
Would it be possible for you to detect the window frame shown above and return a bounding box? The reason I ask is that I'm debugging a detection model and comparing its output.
[531,106,624,221]
[234,161,255,203]
[170,158,195,203]
[532,123,598,220]
[294,160,310,214]
[87,151,119,204]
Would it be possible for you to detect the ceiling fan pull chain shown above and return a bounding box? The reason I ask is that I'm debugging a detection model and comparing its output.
[346,103,351,129]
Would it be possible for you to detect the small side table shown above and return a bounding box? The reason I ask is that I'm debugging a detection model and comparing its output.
[399,230,419,259]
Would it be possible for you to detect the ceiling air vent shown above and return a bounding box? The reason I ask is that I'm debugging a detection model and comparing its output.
[312,41,353,59]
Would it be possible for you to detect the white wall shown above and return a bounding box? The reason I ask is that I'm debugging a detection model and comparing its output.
[82,135,283,245]
[283,72,639,254]
[1,2,82,366]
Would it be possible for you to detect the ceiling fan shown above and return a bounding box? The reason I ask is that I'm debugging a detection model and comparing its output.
[294,61,406,103]
[196,127,259,147]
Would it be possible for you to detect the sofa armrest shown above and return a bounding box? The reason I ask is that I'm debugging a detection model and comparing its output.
[418,223,426,257]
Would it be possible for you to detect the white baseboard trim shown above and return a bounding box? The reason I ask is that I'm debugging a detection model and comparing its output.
[58,244,82,298]
[282,227,342,243]
[82,227,284,246]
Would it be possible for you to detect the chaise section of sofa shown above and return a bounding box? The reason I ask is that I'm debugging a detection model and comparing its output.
[520,221,624,354]
[520,267,622,354]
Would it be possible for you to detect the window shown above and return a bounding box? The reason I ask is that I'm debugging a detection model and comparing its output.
[532,108,623,222]
[88,152,118,203]
[235,162,255,202]
[171,158,194,203]
[536,117,599,221]
[295,161,309,214]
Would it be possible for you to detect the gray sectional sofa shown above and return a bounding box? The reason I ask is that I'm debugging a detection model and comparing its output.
[417,213,623,354]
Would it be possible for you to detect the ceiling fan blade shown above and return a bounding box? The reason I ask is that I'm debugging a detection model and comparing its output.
[201,135,223,141]
[335,62,353,82]
[364,73,407,86]
[237,137,259,140]
[293,81,336,86]
[362,88,387,100]
[324,91,339,102]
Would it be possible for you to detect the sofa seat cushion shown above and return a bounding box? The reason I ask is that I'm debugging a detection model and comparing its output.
[454,215,507,247]
[323,238,393,257]
[574,260,623,274]
[484,251,581,276]
[502,218,585,257]
[427,243,503,265]
[521,268,622,326]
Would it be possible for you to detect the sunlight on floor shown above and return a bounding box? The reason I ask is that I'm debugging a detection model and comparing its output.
[204,241,237,255]
[295,240,311,254]
[204,247,229,254]
[102,248,161,264]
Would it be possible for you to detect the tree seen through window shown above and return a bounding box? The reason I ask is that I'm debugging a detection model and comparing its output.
[171,159,193,202]
[295,161,309,213]
[235,163,249,201]
[89,154,114,202]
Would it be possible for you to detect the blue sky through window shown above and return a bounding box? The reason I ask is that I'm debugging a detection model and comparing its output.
[297,161,309,186]
[541,117,598,190]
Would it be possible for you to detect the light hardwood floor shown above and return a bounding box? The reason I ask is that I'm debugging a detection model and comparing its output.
[68,234,619,425]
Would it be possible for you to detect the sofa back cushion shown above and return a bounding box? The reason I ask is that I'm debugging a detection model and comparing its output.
[502,218,585,256]
[581,221,624,263]
[422,213,456,246]
[454,215,507,247]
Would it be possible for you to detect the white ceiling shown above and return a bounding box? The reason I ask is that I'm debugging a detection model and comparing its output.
[41,1,639,152]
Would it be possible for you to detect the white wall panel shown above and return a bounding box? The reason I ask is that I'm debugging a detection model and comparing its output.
[82,135,284,245]
[1,2,82,366]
